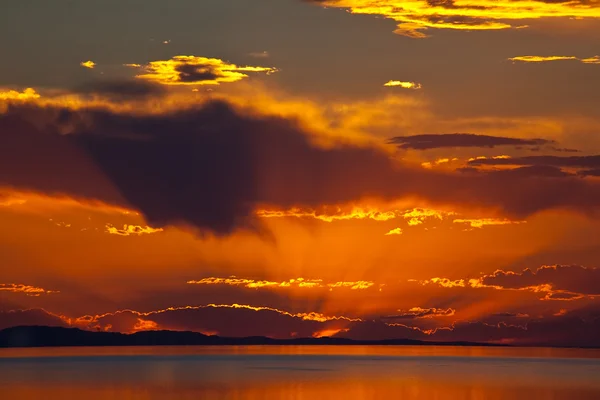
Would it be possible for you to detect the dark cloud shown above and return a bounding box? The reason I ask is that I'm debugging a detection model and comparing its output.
[469,155,600,168]
[489,312,529,318]
[381,307,455,320]
[3,100,600,235]
[484,165,574,178]
[338,316,600,347]
[478,265,600,296]
[2,306,600,347]
[174,63,221,83]
[389,133,553,150]
[0,309,67,330]
[579,168,600,177]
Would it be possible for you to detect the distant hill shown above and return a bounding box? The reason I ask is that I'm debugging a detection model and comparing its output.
[0,326,497,348]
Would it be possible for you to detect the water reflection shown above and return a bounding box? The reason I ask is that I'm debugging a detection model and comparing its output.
[0,346,599,399]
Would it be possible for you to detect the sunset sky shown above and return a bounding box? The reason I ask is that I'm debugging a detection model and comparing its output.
[1,0,600,347]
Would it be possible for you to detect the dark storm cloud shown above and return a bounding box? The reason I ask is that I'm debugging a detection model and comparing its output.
[389,133,553,150]
[3,100,600,235]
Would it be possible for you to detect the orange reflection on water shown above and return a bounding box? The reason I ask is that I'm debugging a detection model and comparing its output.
[2,344,600,359]
[1,346,599,400]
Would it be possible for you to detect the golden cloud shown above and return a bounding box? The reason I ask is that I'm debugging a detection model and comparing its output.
[256,206,397,222]
[187,276,376,290]
[415,265,599,301]
[128,55,277,86]
[105,224,164,236]
[410,277,466,288]
[0,283,59,297]
[453,218,526,228]
[310,1,600,38]
[0,88,40,101]
[80,60,96,69]
[509,55,600,64]
[384,80,422,89]
[385,227,403,235]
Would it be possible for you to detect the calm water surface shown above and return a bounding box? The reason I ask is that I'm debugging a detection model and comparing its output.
[1,345,599,399]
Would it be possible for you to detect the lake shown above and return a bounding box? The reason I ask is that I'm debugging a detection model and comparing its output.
[1,345,599,399]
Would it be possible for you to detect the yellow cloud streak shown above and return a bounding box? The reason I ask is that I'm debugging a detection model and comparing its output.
[256,206,397,222]
[312,1,600,37]
[0,283,59,296]
[384,80,422,89]
[509,55,600,64]
[453,218,525,228]
[187,276,376,290]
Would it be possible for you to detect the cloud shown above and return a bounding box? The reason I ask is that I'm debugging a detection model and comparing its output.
[105,224,164,236]
[414,265,600,301]
[410,277,466,288]
[385,227,403,235]
[256,206,397,222]
[389,133,552,150]
[384,81,422,89]
[382,307,455,319]
[452,218,525,228]
[307,0,600,38]
[127,55,277,86]
[0,284,59,297]
[2,305,600,347]
[471,265,600,299]
[71,304,360,338]
[80,61,96,69]
[0,309,68,330]
[509,55,600,64]
[402,208,454,225]
[0,88,40,101]
[489,312,530,318]
[187,276,376,290]
[468,154,600,169]
[4,97,600,236]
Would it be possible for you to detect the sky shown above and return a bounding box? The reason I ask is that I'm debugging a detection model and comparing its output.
[1,0,600,347]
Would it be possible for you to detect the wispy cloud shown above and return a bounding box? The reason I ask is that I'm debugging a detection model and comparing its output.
[384,80,422,89]
[453,218,526,228]
[187,276,376,290]
[382,307,455,320]
[509,55,600,64]
[0,283,59,296]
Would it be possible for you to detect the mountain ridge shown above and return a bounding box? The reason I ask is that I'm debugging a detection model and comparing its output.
[0,325,499,348]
